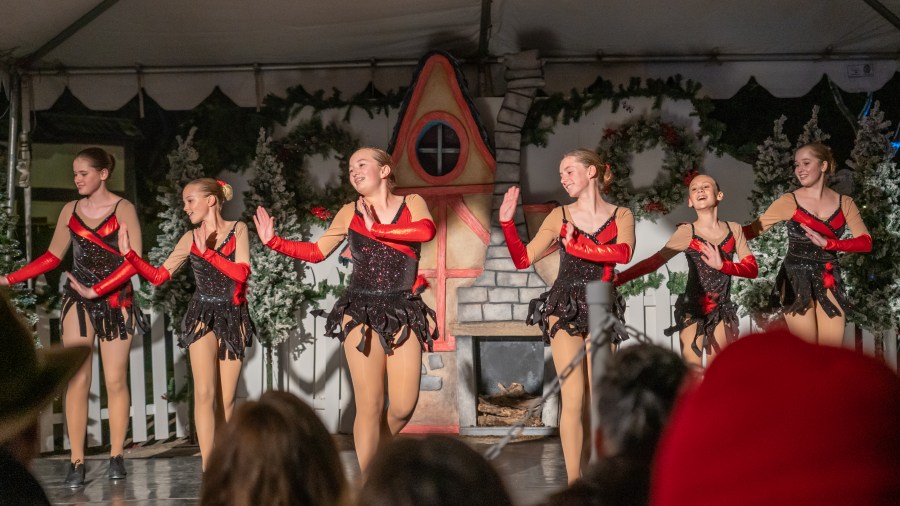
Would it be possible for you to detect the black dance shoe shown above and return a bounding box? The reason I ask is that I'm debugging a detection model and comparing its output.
[64,460,85,488]
[108,454,127,480]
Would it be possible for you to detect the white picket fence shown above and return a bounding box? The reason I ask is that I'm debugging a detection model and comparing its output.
[35,285,897,452]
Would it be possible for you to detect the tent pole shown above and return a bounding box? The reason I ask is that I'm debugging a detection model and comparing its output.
[862,0,900,31]
[5,72,19,237]
[19,0,122,68]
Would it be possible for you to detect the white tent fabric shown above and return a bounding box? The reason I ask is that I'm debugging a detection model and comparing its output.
[2,0,900,109]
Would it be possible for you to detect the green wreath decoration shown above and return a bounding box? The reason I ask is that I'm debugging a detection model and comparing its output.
[597,116,706,220]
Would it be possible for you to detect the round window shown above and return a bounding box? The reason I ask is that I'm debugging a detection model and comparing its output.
[415,121,461,178]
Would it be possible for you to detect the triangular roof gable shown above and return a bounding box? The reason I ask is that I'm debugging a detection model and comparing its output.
[388,51,495,187]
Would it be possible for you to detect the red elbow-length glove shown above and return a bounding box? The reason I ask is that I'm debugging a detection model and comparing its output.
[564,238,631,264]
[825,234,872,253]
[6,251,62,284]
[92,262,138,297]
[370,220,436,243]
[500,220,531,269]
[720,255,759,279]
[124,250,171,286]
[202,249,250,283]
[265,236,326,263]
[614,253,667,287]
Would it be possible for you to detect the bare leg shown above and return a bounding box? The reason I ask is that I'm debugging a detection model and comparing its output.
[548,316,588,484]
[678,322,703,369]
[384,332,423,435]
[344,322,387,474]
[217,353,244,424]
[98,327,133,457]
[784,302,819,344]
[61,311,95,464]
[815,290,846,347]
[188,332,219,470]
[702,321,730,366]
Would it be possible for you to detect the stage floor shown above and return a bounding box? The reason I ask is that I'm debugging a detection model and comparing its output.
[33,435,568,505]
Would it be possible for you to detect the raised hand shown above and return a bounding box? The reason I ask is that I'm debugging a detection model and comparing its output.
[699,241,724,270]
[800,223,828,248]
[357,197,376,231]
[499,186,520,223]
[193,222,208,254]
[66,273,98,299]
[253,206,275,244]
[561,222,575,248]
[0,275,8,287]
[118,222,132,255]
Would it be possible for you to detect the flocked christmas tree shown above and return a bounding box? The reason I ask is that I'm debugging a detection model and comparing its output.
[734,107,830,324]
[0,202,38,333]
[732,116,793,323]
[843,102,900,358]
[241,130,309,388]
[141,128,204,328]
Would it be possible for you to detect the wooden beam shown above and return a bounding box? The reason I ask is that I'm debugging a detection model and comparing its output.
[19,0,122,68]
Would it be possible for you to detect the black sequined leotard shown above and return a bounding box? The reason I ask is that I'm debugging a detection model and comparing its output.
[62,200,147,340]
[125,221,255,361]
[663,224,741,357]
[502,206,634,345]
[748,193,872,319]
[773,194,849,317]
[267,194,438,354]
[180,224,255,360]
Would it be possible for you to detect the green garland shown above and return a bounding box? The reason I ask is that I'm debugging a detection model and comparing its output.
[522,75,723,148]
[598,116,705,220]
[264,82,407,125]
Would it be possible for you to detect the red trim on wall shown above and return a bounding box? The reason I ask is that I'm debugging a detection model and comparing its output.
[396,184,494,196]
[400,424,460,435]
[406,111,471,185]
[449,197,490,245]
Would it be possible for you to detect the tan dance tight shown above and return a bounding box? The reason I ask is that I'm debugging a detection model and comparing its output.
[61,310,132,464]
[548,315,593,484]
[678,321,729,369]
[344,318,423,475]
[189,332,243,470]
[784,289,846,347]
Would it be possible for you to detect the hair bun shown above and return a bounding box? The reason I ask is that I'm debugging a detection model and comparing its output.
[221,183,234,202]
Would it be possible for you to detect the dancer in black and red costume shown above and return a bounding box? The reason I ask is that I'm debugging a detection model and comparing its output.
[79,178,253,470]
[1,147,144,486]
[254,147,436,474]
[743,142,871,346]
[616,175,758,368]
[499,149,634,483]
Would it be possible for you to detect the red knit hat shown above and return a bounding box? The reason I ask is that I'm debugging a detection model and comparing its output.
[651,329,900,506]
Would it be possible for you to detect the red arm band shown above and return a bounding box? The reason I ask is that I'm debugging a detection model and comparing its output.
[124,250,171,286]
[6,251,62,284]
[370,219,436,243]
[265,236,326,263]
[825,234,872,253]
[500,220,530,269]
[614,253,667,287]
[202,249,250,283]
[742,224,759,241]
[564,240,631,264]
[92,262,138,297]
[720,255,759,279]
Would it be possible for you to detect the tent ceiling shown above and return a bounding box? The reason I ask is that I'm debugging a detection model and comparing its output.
[3,0,900,70]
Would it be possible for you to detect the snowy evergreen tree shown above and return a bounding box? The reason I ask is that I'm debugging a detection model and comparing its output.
[242,130,309,388]
[735,108,831,326]
[843,102,900,357]
[0,201,38,333]
[141,128,204,329]
[733,116,793,324]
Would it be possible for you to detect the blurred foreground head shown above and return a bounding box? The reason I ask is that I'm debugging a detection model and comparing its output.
[652,329,900,505]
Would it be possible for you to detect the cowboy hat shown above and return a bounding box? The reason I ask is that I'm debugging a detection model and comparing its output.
[0,290,89,444]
